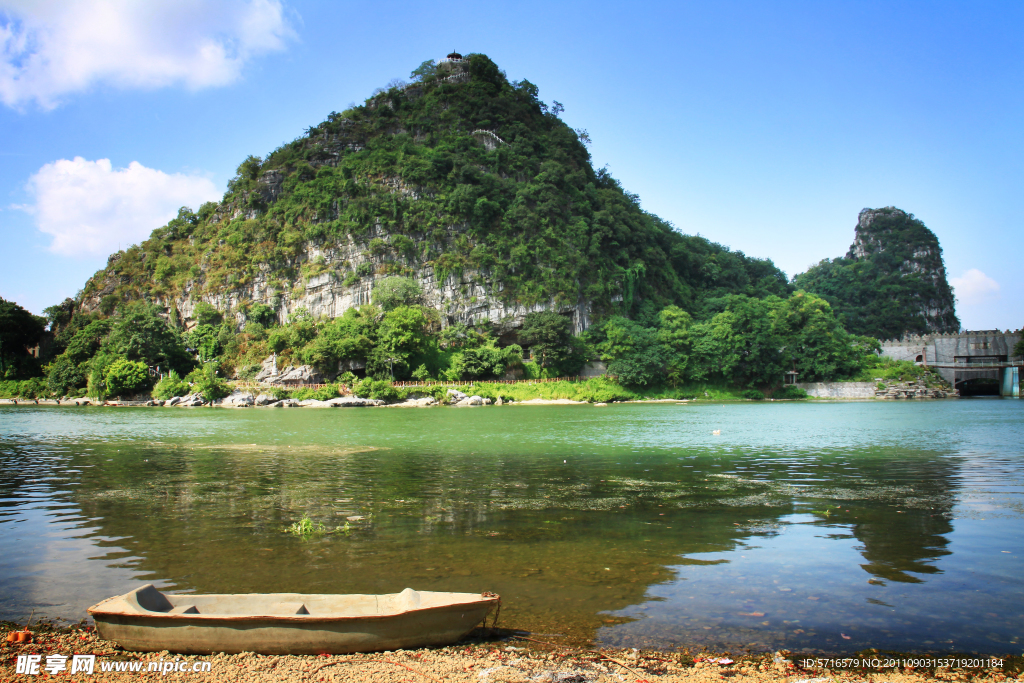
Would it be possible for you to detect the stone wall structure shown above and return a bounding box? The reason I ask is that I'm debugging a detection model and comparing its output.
[795,382,877,399]
[879,329,1021,387]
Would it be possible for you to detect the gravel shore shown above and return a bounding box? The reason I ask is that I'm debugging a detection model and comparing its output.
[2,623,1017,683]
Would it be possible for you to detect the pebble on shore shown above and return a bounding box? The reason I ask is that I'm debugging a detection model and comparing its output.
[1,623,1016,683]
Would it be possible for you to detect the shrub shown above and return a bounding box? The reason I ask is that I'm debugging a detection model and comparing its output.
[104,358,150,396]
[290,384,341,401]
[352,378,398,401]
[773,385,808,399]
[0,378,48,398]
[47,355,86,396]
[575,377,636,403]
[185,365,230,401]
[152,370,190,400]
[742,389,765,400]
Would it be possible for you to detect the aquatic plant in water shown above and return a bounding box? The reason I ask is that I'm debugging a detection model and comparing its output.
[287,515,352,539]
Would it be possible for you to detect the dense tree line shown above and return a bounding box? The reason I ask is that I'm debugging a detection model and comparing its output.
[1,275,881,401]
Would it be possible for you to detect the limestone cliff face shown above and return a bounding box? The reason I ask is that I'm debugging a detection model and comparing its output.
[168,237,592,335]
[794,207,959,338]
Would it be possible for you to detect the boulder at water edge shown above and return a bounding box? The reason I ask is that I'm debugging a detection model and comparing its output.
[325,396,386,407]
[213,391,255,407]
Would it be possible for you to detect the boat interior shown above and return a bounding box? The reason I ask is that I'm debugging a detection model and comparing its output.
[94,584,490,618]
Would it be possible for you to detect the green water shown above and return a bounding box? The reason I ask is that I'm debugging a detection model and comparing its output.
[1,400,1022,653]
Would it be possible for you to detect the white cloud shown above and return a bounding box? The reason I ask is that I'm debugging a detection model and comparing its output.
[21,156,221,256]
[951,268,1001,306]
[0,0,295,109]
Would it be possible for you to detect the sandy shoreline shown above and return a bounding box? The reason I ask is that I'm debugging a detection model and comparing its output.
[2,624,1016,683]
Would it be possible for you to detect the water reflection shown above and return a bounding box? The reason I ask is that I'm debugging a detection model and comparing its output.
[0,401,1022,654]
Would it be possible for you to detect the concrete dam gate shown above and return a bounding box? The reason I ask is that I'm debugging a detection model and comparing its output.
[879,330,1022,397]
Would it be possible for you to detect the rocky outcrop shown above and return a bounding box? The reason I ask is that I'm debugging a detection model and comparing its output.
[163,240,593,336]
[874,378,952,399]
[212,391,255,407]
[170,393,207,407]
[253,356,280,382]
[266,365,324,386]
[794,207,959,338]
[268,399,301,407]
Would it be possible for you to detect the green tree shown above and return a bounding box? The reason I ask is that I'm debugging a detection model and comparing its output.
[247,302,277,327]
[301,308,375,371]
[183,324,221,361]
[410,59,437,81]
[519,312,583,374]
[448,342,522,380]
[191,302,222,326]
[371,276,422,311]
[103,302,192,373]
[0,298,46,379]
[369,305,428,379]
[46,355,86,395]
[776,291,867,382]
[63,319,113,364]
[439,322,483,350]
[597,316,665,387]
[657,306,692,386]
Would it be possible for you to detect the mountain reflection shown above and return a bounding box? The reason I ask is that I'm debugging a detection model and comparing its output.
[846,458,957,584]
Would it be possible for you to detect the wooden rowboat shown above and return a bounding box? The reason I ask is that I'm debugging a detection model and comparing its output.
[88,584,499,655]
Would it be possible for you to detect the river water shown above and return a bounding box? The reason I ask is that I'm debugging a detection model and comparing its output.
[1,399,1021,654]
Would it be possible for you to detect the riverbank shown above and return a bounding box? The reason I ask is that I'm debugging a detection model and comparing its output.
[2,622,1016,683]
[0,377,796,407]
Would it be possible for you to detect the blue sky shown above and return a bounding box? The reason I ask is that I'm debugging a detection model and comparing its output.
[1,0,1020,332]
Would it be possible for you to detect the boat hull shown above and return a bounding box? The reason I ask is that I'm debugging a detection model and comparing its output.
[89,586,498,655]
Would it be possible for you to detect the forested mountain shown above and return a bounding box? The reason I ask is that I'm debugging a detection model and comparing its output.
[22,53,894,400]
[74,52,790,333]
[793,208,959,339]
